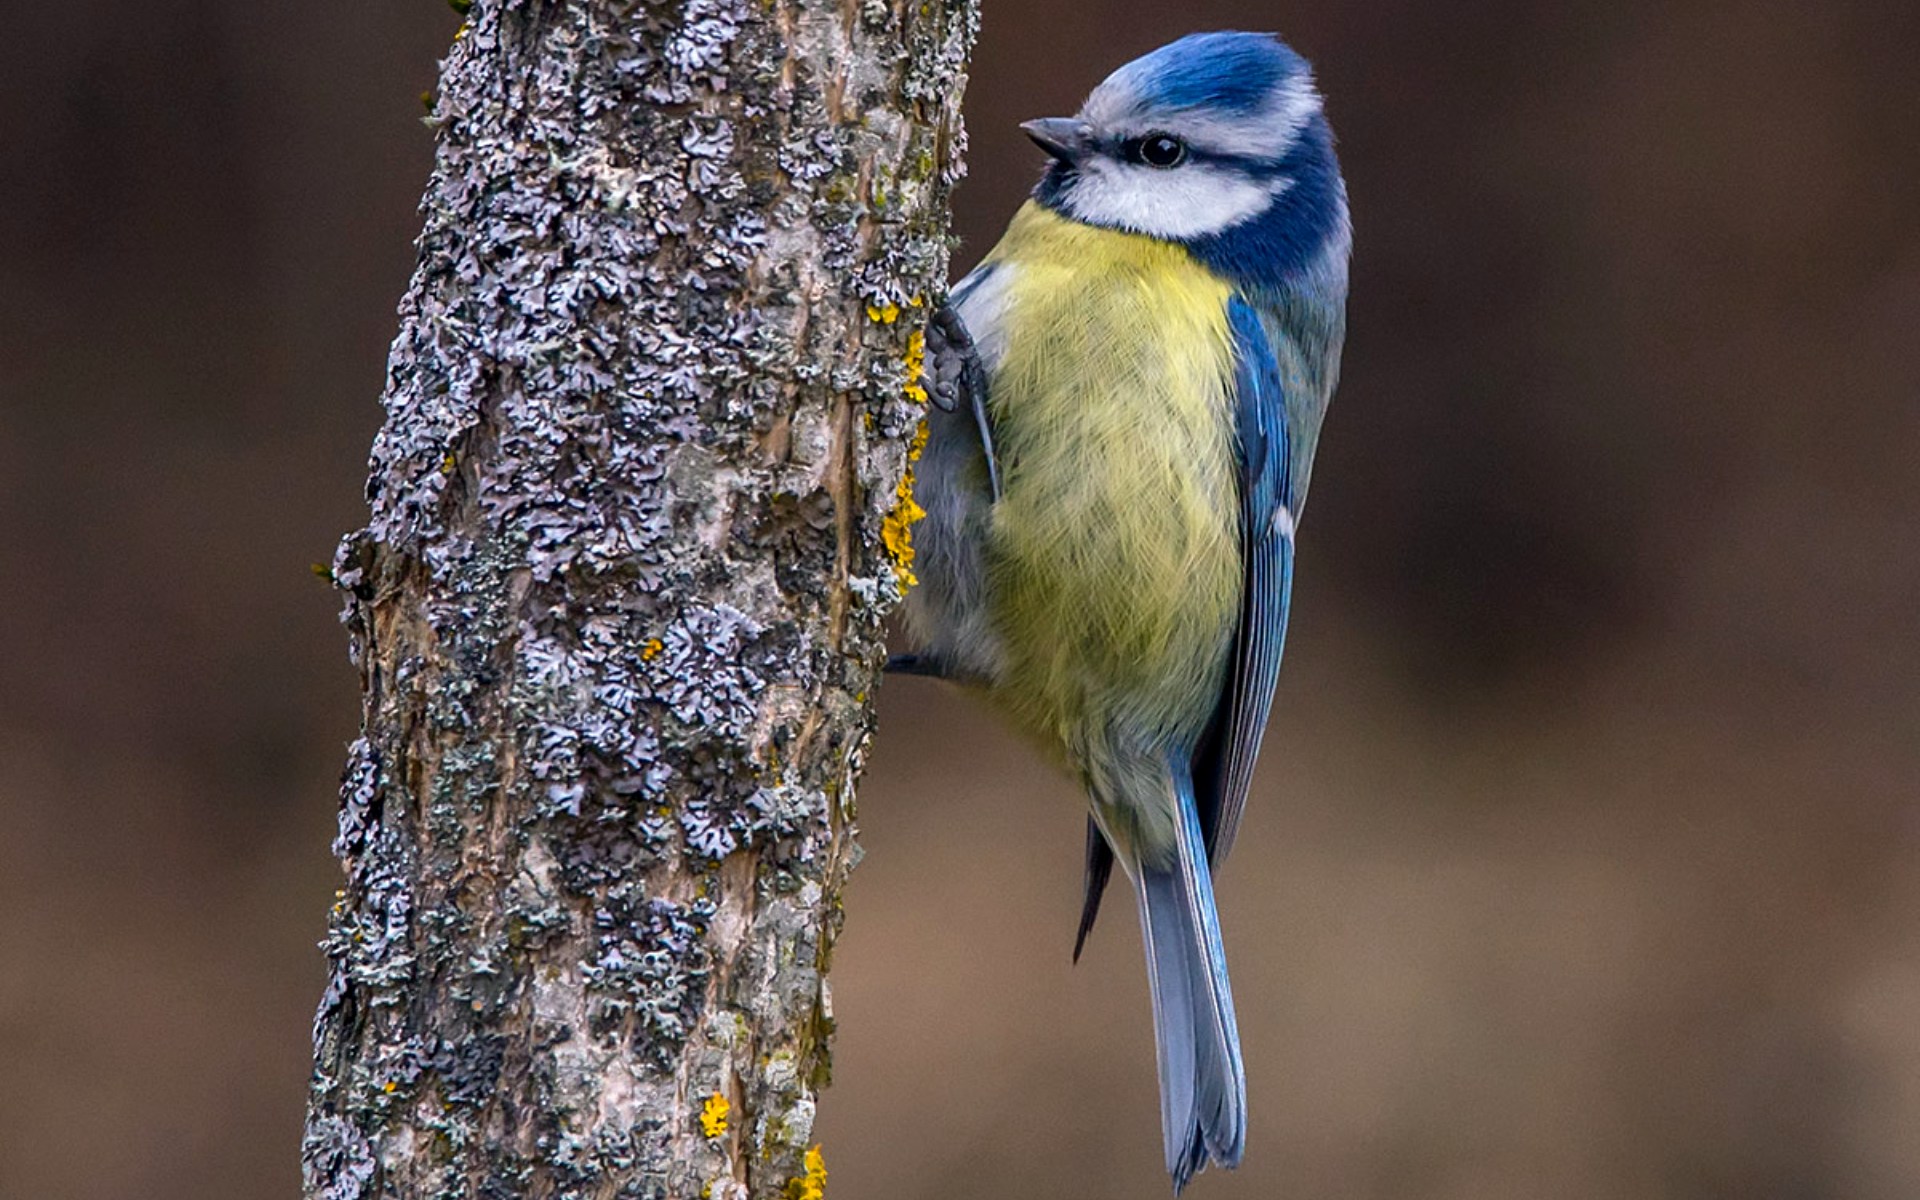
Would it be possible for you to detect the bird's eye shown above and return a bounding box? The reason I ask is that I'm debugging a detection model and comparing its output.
[1128,134,1188,169]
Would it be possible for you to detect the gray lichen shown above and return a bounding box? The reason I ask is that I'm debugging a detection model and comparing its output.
[304,0,975,1195]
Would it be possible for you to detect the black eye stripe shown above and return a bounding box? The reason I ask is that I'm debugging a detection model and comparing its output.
[1121,133,1189,168]
[1108,139,1290,179]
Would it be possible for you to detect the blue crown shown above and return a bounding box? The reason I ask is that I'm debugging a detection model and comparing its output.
[1119,32,1310,116]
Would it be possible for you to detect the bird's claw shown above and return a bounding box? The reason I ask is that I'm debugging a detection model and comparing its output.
[925,304,978,414]
[926,302,1003,502]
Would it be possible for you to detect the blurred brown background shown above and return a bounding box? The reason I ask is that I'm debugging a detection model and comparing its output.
[2,1,1916,1197]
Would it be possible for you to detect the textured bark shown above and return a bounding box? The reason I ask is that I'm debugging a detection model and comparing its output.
[302,2,973,1197]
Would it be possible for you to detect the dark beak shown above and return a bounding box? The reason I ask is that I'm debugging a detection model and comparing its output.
[1020,117,1094,164]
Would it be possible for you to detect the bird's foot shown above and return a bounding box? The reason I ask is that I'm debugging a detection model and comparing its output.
[925,304,980,414]
[925,303,1002,501]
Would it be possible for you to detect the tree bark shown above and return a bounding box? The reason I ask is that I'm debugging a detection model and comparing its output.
[302,2,973,1196]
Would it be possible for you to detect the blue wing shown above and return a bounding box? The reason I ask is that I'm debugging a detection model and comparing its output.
[1194,297,1299,867]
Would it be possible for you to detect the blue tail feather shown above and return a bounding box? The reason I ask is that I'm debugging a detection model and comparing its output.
[1134,770,1247,1192]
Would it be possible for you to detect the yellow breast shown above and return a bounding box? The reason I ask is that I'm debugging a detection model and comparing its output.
[977,202,1243,753]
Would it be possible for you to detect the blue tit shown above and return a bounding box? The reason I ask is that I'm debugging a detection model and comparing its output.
[897,30,1350,1192]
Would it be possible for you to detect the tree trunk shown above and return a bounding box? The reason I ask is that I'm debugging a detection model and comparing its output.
[301,2,973,1196]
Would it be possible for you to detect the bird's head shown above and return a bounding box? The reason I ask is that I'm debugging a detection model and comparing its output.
[1025,32,1345,281]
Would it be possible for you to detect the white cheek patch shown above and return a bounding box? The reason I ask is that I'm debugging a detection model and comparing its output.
[1063,161,1289,241]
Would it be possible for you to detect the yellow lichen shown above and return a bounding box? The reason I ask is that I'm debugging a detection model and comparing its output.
[865,301,900,324]
[786,1145,828,1200]
[878,321,935,587]
[881,420,930,588]
[699,1092,730,1138]
[640,637,664,661]
[902,329,928,406]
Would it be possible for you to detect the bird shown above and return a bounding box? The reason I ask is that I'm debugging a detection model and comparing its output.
[894,30,1350,1193]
